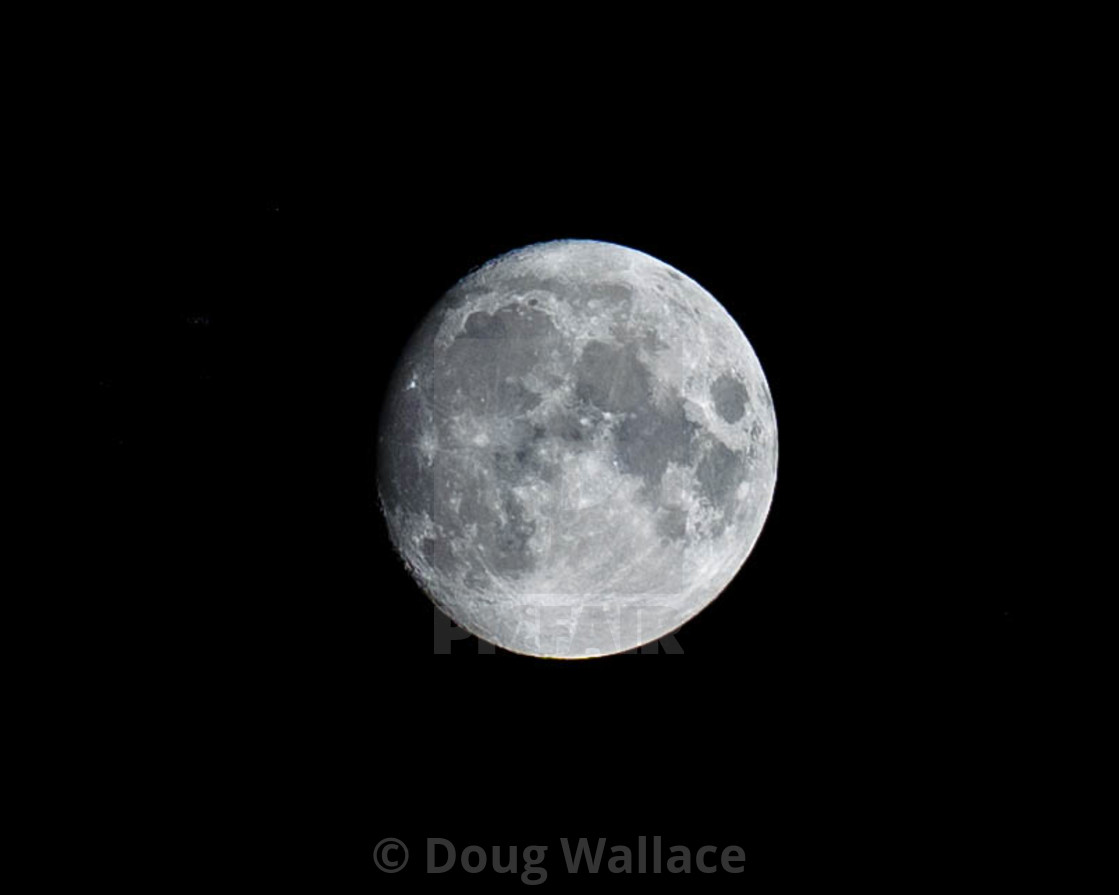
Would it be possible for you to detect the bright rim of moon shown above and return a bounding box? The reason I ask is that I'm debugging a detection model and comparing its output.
[377,240,777,658]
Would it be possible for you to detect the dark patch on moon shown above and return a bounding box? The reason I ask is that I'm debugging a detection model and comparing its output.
[695,439,747,535]
[575,340,651,413]
[696,440,745,507]
[551,412,590,444]
[437,471,538,579]
[710,373,750,423]
[615,399,697,493]
[584,282,633,304]
[492,448,528,484]
[491,493,537,574]
[441,307,556,416]
[492,419,557,484]
[656,505,688,541]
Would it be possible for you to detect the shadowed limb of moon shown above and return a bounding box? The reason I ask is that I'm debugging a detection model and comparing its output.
[377,240,777,658]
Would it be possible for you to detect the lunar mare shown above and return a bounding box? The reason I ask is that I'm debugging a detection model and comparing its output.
[377,240,777,657]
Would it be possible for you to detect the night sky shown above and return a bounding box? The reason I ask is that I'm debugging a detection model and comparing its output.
[81,88,1042,886]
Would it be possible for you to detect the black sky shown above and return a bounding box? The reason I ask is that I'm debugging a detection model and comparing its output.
[82,80,1045,886]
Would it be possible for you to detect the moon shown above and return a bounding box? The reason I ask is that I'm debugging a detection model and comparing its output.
[377,240,777,657]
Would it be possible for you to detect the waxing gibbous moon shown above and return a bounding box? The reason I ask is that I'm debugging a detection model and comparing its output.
[377,240,777,657]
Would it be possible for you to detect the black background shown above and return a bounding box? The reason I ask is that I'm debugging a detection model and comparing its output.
[82,78,1042,886]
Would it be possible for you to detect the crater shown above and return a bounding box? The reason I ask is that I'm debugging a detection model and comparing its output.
[462,303,555,339]
[710,373,749,423]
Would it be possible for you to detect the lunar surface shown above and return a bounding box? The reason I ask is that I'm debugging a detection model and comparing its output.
[377,240,777,657]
